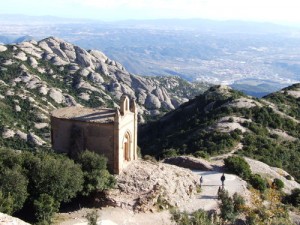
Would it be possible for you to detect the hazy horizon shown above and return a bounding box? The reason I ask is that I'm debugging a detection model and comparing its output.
[1,0,300,26]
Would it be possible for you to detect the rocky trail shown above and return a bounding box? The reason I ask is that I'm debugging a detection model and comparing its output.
[56,168,250,225]
[182,171,249,213]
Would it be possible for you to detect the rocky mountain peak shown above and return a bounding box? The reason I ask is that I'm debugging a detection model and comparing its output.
[0,37,208,148]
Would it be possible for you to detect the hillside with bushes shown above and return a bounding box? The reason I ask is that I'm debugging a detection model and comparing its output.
[139,84,300,182]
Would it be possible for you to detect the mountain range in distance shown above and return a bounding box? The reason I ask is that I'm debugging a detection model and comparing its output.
[1,15,300,97]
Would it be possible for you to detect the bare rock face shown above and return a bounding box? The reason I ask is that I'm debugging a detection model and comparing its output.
[49,88,64,104]
[15,130,28,140]
[34,123,48,129]
[245,157,300,194]
[0,45,7,52]
[105,160,199,212]
[89,50,108,62]
[74,46,93,68]
[223,97,262,109]
[33,37,205,118]
[28,56,38,68]
[0,212,30,225]
[15,105,21,112]
[27,132,46,146]
[145,93,161,109]
[163,156,214,171]
[2,128,15,139]
[88,72,104,84]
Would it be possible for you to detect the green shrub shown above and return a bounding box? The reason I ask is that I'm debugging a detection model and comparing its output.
[218,190,237,223]
[143,155,157,162]
[76,150,116,196]
[286,188,300,207]
[85,209,99,225]
[193,151,209,159]
[233,192,245,212]
[224,156,251,180]
[249,174,267,192]
[170,209,213,225]
[0,191,14,215]
[161,148,178,158]
[273,178,284,190]
[0,168,28,213]
[34,194,59,225]
[170,210,190,225]
[24,153,84,203]
[285,175,292,180]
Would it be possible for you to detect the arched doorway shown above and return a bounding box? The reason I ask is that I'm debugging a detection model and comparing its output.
[123,132,131,161]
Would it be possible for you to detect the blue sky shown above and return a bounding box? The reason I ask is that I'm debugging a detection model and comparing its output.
[1,0,300,24]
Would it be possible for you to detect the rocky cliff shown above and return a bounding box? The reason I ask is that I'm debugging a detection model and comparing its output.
[0,37,208,148]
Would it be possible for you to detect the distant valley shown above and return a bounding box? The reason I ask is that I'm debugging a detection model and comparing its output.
[1,16,300,97]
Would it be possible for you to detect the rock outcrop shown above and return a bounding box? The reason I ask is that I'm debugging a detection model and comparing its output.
[105,160,199,212]
[245,157,300,194]
[0,212,30,225]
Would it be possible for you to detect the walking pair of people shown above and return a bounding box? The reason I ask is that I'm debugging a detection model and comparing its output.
[199,173,225,187]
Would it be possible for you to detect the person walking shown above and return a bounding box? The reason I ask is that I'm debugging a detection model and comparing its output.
[200,176,203,188]
[221,173,225,188]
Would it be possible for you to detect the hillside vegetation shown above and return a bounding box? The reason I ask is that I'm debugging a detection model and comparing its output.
[139,84,300,182]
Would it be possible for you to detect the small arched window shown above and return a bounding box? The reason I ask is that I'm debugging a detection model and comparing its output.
[123,132,131,161]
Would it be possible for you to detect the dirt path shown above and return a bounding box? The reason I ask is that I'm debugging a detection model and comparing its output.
[182,171,249,213]
[56,170,249,225]
[57,207,173,225]
[210,143,243,163]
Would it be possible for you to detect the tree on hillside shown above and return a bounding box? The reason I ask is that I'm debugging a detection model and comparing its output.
[0,169,28,213]
[224,156,251,180]
[23,153,84,203]
[75,150,116,196]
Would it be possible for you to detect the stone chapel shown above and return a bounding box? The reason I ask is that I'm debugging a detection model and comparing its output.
[50,95,138,174]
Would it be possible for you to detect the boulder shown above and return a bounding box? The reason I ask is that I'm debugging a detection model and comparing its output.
[0,212,30,225]
[145,93,161,109]
[15,130,28,140]
[74,46,93,68]
[0,45,7,52]
[60,41,76,60]
[27,133,46,146]
[79,92,90,101]
[49,88,64,104]
[39,85,49,95]
[88,72,104,84]
[18,41,43,59]
[14,51,27,61]
[15,105,21,112]
[89,50,108,62]
[34,123,48,129]
[2,128,15,139]
[29,56,38,68]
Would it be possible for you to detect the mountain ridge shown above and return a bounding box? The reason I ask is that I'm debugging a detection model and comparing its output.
[0,37,208,149]
[139,84,300,181]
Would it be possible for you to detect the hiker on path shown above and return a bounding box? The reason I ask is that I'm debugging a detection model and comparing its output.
[200,176,203,188]
[221,173,225,188]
